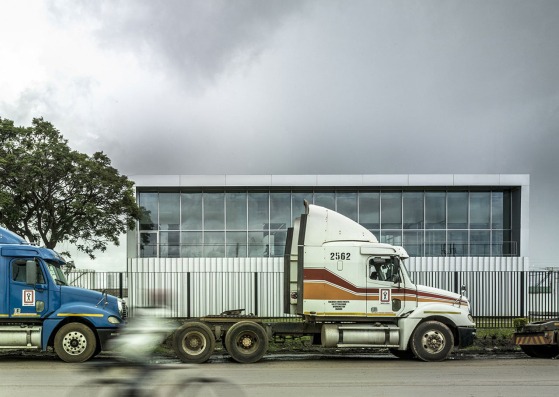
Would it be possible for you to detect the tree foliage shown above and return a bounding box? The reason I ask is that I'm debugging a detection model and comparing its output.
[0,117,141,260]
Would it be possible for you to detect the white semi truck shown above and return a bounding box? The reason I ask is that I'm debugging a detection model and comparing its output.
[173,202,476,363]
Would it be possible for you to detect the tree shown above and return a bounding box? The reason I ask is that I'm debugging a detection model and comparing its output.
[0,117,141,260]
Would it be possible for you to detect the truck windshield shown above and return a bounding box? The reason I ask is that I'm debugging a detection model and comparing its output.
[399,259,413,283]
[46,261,68,285]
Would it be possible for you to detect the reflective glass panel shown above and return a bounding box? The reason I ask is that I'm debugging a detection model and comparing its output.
[226,231,247,258]
[336,192,357,221]
[248,192,269,230]
[139,232,157,257]
[447,192,468,229]
[425,230,446,256]
[448,230,468,256]
[470,230,490,256]
[181,192,202,230]
[204,193,225,230]
[404,230,424,257]
[181,232,202,258]
[359,192,380,229]
[204,231,224,257]
[403,192,424,229]
[470,192,490,229]
[425,192,446,229]
[159,193,180,230]
[226,192,247,229]
[492,230,513,256]
[270,193,291,229]
[270,230,287,257]
[248,231,269,257]
[160,231,180,258]
[314,192,335,210]
[139,193,158,230]
[380,230,402,246]
[492,191,511,229]
[381,192,402,229]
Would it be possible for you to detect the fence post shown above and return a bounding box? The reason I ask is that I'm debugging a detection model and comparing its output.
[254,272,258,316]
[520,271,525,318]
[119,272,123,298]
[187,272,191,319]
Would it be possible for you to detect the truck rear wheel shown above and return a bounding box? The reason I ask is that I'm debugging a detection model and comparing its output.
[54,322,97,363]
[174,322,216,363]
[411,321,454,362]
[225,321,268,364]
[520,344,559,358]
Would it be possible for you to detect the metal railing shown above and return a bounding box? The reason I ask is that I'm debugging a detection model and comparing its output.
[67,269,559,328]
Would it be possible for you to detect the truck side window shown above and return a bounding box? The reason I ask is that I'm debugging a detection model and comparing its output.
[369,257,396,282]
[11,261,46,284]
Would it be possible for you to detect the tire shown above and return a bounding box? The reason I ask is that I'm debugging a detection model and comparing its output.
[172,377,245,397]
[389,348,416,360]
[520,344,559,358]
[410,321,454,362]
[54,322,97,363]
[224,321,268,364]
[174,322,216,363]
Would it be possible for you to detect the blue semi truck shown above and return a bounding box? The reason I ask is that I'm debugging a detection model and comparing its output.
[0,227,126,362]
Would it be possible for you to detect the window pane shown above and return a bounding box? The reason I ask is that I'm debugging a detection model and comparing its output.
[139,193,158,230]
[425,192,446,229]
[314,192,335,210]
[226,231,247,258]
[292,192,313,220]
[447,192,468,229]
[448,230,468,257]
[404,230,423,257]
[159,193,180,230]
[270,230,287,257]
[470,230,490,256]
[359,192,380,229]
[204,193,225,230]
[248,192,269,230]
[181,192,202,230]
[492,230,513,256]
[204,231,224,257]
[248,231,269,257]
[381,192,402,229]
[470,192,490,229]
[403,192,423,229]
[270,192,291,228]
[181,232,202,258]
[139,232,157,257]
[425,230,446,256]
[226,192,247,229]
[380,230,401,246]
[492,191,511,229]
[337,192,357,221]
[160,231,180,258]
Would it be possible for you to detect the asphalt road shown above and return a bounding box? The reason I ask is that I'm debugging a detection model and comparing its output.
[0,352,557,397]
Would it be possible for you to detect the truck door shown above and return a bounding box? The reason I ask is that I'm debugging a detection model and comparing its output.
[366,256,407,318]
[9,259,50,318]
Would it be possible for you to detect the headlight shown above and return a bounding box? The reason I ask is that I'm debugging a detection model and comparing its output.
[468,314,475,324]
[108,315,121,324]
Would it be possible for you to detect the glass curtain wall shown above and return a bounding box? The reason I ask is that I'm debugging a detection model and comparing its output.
[137,189,516,259]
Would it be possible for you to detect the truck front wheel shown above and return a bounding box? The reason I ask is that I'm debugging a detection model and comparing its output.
[411,321,454,362]
[174,322,216,363]
[225,321,268,364]
[54,323,97,363]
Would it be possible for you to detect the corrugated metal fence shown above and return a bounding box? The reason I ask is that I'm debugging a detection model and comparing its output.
[67,267,559,329]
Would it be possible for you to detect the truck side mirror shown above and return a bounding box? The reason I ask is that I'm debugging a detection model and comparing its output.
[26,260,37,285]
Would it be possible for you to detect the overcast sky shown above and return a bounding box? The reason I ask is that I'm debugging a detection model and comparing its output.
[1,0,558,270]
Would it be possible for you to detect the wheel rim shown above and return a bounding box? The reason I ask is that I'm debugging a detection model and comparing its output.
[62,331,88,356]
[235,331,259,354]
[421,329,446,354]
[182,331,207,356]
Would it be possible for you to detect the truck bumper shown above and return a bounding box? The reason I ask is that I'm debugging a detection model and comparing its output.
[97,328,120,351]
[457,326,476,348]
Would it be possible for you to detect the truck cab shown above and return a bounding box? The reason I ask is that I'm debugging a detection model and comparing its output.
[285,202,476,361]
[0,227,126,362]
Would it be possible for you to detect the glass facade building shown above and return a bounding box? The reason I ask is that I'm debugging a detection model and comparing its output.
[132,175,524,260]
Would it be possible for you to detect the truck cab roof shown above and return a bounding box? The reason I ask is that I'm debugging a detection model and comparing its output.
[0,227,29,245]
